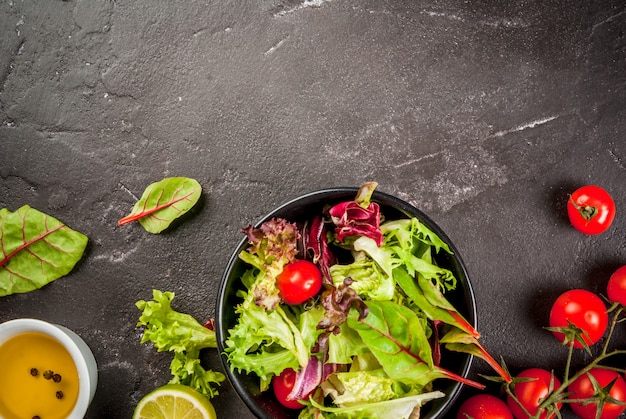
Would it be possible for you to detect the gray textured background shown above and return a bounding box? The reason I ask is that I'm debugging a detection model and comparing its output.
[1,1,625,418]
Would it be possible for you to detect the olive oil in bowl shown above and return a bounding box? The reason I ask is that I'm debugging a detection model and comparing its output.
[0,319,98,419]
[0,332,79,419]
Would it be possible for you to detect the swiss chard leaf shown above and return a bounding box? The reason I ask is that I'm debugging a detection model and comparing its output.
[347,300,484,389]
[118,177,202,234]
[439,327,511,382]
[347,300,434,374]
[0,205,88,297]
[393,267,474,335]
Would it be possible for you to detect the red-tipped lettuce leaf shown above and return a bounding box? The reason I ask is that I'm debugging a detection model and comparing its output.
[239,218,300,310]
[315,278,368,353]
[303,215,337,284]
[329,182,383,246]
[287,355,338,401]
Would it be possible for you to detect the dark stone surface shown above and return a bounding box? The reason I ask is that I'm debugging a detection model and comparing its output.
[1,1,625,418]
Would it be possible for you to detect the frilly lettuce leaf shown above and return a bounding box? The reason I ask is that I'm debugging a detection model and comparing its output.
[224,290,325,388]
[136,290,216,352]
[135,290,225,398]
[169,352,225,398]
[329,259,394,301]
[381,218,451,255]
[240,218,300,310]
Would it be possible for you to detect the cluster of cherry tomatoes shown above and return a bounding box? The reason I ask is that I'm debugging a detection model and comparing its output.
[458,186,625,419]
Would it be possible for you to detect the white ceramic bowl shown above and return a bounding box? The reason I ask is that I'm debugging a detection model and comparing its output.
[0,318,98,419]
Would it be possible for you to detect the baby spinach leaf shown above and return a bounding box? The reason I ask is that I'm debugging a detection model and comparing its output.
[0,205,88,297]
[118,177,202,234]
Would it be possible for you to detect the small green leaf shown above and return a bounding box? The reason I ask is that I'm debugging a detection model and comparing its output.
[0,205,88,297]
[118,177,202,234]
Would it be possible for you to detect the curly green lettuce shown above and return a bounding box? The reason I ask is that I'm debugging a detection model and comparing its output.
[136,290,225,398]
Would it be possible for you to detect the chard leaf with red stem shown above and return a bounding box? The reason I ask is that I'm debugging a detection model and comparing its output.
[118,177,202,234]
[393,266,512,383]
[0,205,88,297]
[347,300,485,390]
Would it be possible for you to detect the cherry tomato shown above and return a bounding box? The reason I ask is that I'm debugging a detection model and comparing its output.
[272,368,305,409]
[549,289,608,348]
[506,368,562,419]
[567,185,615,235]
[277,260,322,305]
[607,265,626,306]
[568,368,626,419]
[456,394,513,419]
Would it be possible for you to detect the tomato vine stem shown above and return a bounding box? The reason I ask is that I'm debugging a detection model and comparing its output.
[507,306,626,418]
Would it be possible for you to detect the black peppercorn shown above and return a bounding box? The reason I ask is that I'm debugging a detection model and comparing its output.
[43,370,54,380]
[32,416,41,419]
[52,373,62,383]
[30,368,39,377]
[56,390,64,399]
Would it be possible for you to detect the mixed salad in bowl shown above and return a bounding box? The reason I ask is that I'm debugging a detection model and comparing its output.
[216,182,509,418]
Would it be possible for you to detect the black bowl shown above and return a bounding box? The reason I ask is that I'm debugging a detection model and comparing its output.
[216,188,476,419]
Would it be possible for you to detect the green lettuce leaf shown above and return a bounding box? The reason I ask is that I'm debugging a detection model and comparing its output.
[327,323,367,365]
[322,369,397,407]
[136,290,216,352]
[329,259,394,301]
[0,205,88,297]
[224,290,324,386]
[306,390,445,419]
[381,218,451,255]
[135,290,225,399]
[169,352,226,398]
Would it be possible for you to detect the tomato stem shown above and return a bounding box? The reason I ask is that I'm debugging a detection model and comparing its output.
[568,194,598,222]
[505,385,535,418]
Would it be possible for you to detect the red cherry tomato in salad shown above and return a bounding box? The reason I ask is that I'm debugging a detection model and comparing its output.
[567,185,615,235]
[506,368,562,419]
[272,368,305,410]
[568,368,626,419]
[277,260,322,305]
[607,265,626,306]
[456,394,513,419]
[549,289,608,348]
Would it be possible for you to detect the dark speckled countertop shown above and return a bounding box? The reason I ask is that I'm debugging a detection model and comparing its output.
[1,1,625,418]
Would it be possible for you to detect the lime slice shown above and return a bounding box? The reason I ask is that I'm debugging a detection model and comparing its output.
[133,384,217,419]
